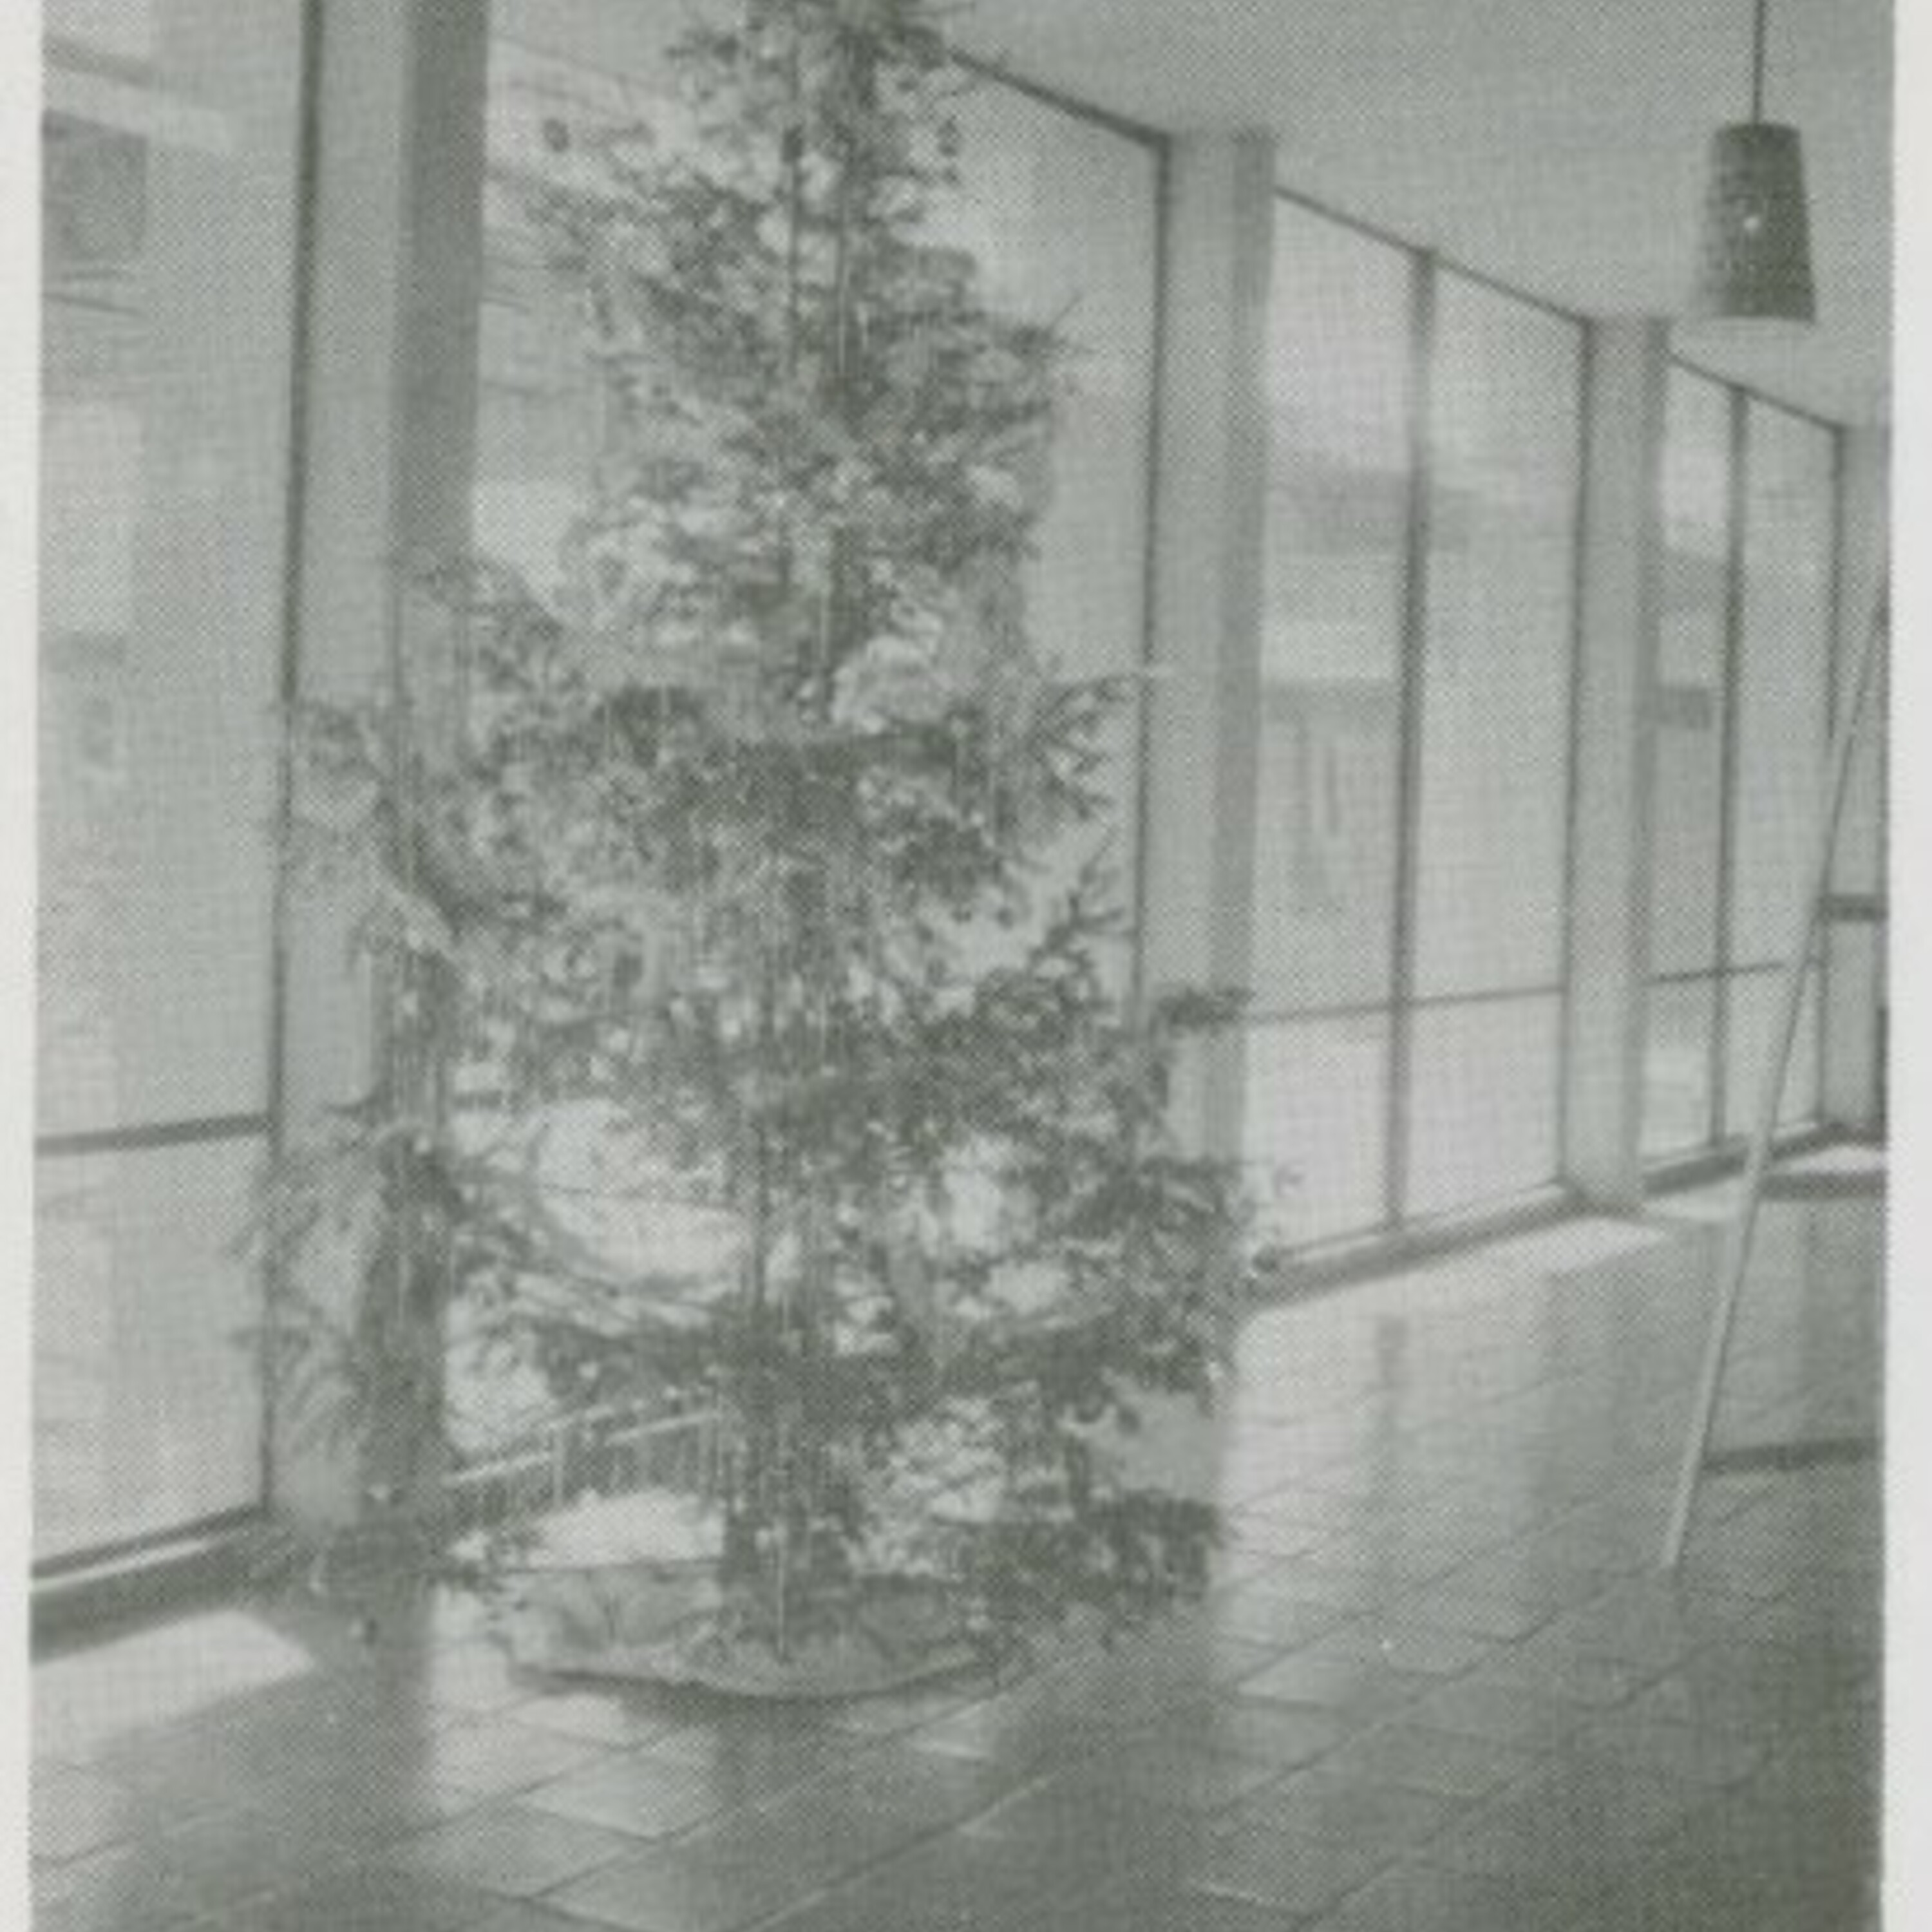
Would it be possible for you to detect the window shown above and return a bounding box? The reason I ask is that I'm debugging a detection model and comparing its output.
[1406,996,1564,1220]
[1642,376,1839,1159]
[1725,403,1834,1135]
[477,3,1159,938]
[1645,978,1721,1159]
[1406,272,1581,1208]
[1642,369,1732,1157]
[942,82,1161,936]
[1732,405,1835,975]
[1247,209,1583,1247]
[1244,1014,1391,1244]
[462,3,1164,1434]
[36,0,308,1561]
[1245,202,1412,1246]
[1250,203,1410,1019]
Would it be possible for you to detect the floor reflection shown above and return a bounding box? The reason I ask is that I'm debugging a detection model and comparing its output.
[32,1179,1881,1931]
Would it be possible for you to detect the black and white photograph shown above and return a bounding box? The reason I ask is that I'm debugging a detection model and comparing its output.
[5,0,1909,1926]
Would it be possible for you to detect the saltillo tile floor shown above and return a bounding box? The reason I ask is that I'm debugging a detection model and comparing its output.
[32,1177,1882,1930]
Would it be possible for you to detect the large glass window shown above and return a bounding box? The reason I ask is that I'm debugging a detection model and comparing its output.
[936,84,1162,956]
[36,0,307,1560]
[478,3,1159,929]
[1244,203,1412,1245]
[464,4,1163,1434]
[1405,274,1580,1208]
[1246,211,1583,1247]
[1245,1015,1391,1245]
[1412,276,1580,1002]
[1642,377,1838,1160]
[1645,978,1721,1159]
[1642,370,1732,1157]
[1249,204,1411,1022]
[1731,405,1836,969]
[1406,995,1564,1221]
[1723,402,1835,1132]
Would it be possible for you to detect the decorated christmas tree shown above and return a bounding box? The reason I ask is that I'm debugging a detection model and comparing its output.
[267,0,1253,1691]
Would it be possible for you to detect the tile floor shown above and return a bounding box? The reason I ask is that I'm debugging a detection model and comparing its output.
[32,1172,1883,1930]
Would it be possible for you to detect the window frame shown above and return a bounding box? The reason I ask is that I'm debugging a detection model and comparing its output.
[1643,363,1847,1164]
[1251,191,1591,1247]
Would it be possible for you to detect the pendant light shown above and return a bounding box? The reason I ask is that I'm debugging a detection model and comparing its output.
[1686,0,1817,322]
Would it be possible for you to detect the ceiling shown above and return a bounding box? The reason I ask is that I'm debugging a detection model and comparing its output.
[956,0,1893,424]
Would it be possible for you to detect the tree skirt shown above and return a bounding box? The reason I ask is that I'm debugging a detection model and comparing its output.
[482,1493,983,1700]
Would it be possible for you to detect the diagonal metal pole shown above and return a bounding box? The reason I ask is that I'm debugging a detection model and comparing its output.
[1662,574,1888,1569]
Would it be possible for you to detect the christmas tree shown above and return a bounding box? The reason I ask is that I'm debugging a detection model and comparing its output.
[268,0,1252,1689]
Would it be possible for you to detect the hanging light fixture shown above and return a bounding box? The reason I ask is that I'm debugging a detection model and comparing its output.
[1686,0,1817,322]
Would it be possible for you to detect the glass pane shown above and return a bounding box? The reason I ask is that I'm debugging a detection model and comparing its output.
[39,2,306,1135]
[35,1140,267,1563]
[1414,276,1581,998]
[947,88,1158,696]
[1730,404,1835,965]
[1651,370,1732,978]
[943,86,1160,939]
[479,5,1159,948]
[1723,968,1823,1138]
[1405,994,1562,1219]
[477,9,676,603]
[1244,1014,1390,1247]
[1250,679,1403,1014]
[48,0,156,59]
[1643,977,1718,1159]
[1251,203,1413,1010]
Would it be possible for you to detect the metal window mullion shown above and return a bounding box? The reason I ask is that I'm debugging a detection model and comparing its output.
[1272,183,1584,329]
[1126,131,1175,1019]
[34,1114,274,1162]
[259,0,330,1523]
[1815,422,1850,1108]
[1247,981,1567,1030]
[1710,388,1751,1142]
[1667,353,1846,436]
[1554,318,1593,1179]
[1654,964,1732,989]
[1384,251,1438,1227]
[32,1506,265,1586]
[954,48,1166,151]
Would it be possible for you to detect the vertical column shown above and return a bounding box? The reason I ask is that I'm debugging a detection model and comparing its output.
[272,0,489,1528]
[1821,426,1889,1132]
[1139,133,1276,1162]
[1560,319,1671,1209]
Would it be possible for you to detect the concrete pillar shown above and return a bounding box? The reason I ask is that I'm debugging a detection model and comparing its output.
[1561,320,1671,1209]
[1138,133,1276,1162]
[271,0,489,1527]
[1821,426,1889,1132]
